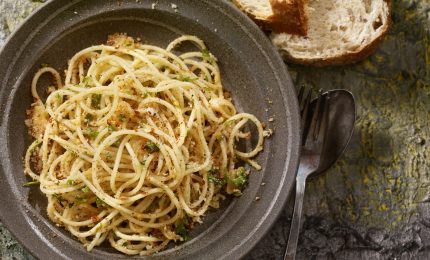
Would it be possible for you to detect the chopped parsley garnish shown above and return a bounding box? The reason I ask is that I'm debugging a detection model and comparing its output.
[96,197,107,208]
[86,128,99,140]
[40,63,49,68]
[84,114,94,123]
[82,76,94,87]
[91,94,102,108]
[108,125,117,132]
[216,134,225,142]
[175,218,190,241]
[124,39,134,47]
[227,167,248,188]
[95,223,104,232]
[112,139,122,147]
[105,153,113,160]
[66,179,75,186]
[81,186,90,193]
[23,180,40,187]
[202,49,214,63]
[180,76,198,82]
[224,120,234,126]
[118,114,126,122]
[208,175,226,186]
[207,168,226,187]
[145,142,159,153]
[203,86,213,92]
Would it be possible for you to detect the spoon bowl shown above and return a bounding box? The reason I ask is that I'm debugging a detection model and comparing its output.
[315,89,356,175]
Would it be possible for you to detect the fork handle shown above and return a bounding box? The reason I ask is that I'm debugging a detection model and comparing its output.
[284,170,309,260]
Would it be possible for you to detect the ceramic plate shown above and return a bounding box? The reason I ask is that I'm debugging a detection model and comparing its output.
[0,0,300,259]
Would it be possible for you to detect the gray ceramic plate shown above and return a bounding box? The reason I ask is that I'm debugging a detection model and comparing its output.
[0,0,300,259]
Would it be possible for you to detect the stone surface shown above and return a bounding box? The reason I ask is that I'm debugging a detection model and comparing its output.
[0,0,429,259]
[0,223,33,260]
[247,1,430,259]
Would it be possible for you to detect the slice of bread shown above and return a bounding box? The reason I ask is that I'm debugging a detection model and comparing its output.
[233,0,308,35]
[271,0,391,66]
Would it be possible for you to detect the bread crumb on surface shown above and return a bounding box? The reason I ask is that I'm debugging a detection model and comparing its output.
[263,129,273,137]
[26,103,48,138]
[255,197,261,201]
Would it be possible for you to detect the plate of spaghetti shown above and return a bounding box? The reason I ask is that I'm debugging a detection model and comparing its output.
[0,0,300,259]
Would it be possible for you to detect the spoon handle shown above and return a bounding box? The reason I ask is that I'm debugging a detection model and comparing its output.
[284,171,309,260]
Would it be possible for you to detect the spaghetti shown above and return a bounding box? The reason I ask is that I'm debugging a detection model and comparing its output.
[24,34,266,255]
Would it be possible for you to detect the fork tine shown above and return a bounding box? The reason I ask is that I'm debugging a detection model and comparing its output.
[306,89,323,142]
[298,85,311,114]
[302,88,312,115]
[314,93,327,139]
[300,88,312,143]
[298,85,305,106]
[317,93,330,141]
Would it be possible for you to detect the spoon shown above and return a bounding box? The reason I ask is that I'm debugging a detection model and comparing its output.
[284,89,356,260]
[315,89,356,173]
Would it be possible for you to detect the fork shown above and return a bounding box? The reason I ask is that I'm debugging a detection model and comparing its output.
[284,87,330,260]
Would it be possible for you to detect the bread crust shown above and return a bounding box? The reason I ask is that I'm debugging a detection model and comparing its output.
[233,0,308,36]
[232,0,270,22]
[279,0,391,66]
[269,0,308,36]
